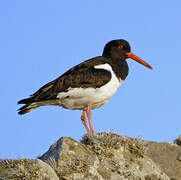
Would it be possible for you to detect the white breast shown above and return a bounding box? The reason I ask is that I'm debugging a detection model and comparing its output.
[94,63,123,99]
[57,63,123,110]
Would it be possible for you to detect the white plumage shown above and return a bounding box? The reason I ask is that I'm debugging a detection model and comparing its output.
[57,63,123,110]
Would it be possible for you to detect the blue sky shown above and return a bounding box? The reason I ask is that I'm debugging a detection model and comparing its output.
[0,1,181,159]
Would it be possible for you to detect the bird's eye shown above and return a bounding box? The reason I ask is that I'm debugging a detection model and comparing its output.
[118,45,124,50]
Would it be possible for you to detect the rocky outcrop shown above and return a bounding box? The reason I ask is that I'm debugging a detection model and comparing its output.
[0,159,59,179]
[146,141,181,180]
[0,132,181,180]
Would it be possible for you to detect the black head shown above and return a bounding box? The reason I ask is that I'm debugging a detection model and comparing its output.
[103,39,153,70]
[103,39,131,58]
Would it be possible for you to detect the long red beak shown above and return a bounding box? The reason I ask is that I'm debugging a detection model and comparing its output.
[126,52,153,70]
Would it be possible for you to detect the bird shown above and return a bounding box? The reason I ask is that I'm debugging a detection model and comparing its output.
[18,39,153,134]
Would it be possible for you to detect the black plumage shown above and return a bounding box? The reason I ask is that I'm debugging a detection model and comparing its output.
[18,39,152,134]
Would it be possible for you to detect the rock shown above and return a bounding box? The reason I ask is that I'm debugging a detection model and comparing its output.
[1,132,181,179]
[146,141,181,180]
[39,136,98,179]
[39,133,169,180]
[0,158,59,180]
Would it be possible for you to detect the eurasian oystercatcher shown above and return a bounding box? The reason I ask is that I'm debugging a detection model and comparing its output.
[18,39,153,134]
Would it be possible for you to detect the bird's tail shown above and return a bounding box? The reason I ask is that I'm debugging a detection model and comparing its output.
[18,98,39,115]
[18,104,38,115]
[18,97,59,115]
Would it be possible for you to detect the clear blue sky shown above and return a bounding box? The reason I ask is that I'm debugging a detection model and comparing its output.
[1,1,181,159]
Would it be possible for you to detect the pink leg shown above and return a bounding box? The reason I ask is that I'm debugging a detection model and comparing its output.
[86,104,95,133]
[81,111,91,134]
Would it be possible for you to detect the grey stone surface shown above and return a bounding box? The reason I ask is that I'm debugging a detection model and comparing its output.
[39,132,169,180]
[1,132,181,179]
[146,141,181,180]
[0,158,59,180]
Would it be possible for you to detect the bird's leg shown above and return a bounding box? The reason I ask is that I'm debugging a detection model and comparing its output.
[86,104,95,133]
[81,111,91,134]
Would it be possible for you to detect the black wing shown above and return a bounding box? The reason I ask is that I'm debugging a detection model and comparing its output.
[18,56,111,103]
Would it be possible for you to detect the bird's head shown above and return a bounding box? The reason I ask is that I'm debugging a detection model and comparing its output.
[103,39,153,70]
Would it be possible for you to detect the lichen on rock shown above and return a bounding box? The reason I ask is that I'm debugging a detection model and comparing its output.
[1,132,180,179]
[0,158,59,180]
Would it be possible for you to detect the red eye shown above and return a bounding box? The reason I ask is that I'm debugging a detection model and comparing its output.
[118,45,124,50]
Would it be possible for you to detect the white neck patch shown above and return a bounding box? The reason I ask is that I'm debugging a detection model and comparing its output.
[94,63,113,72]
